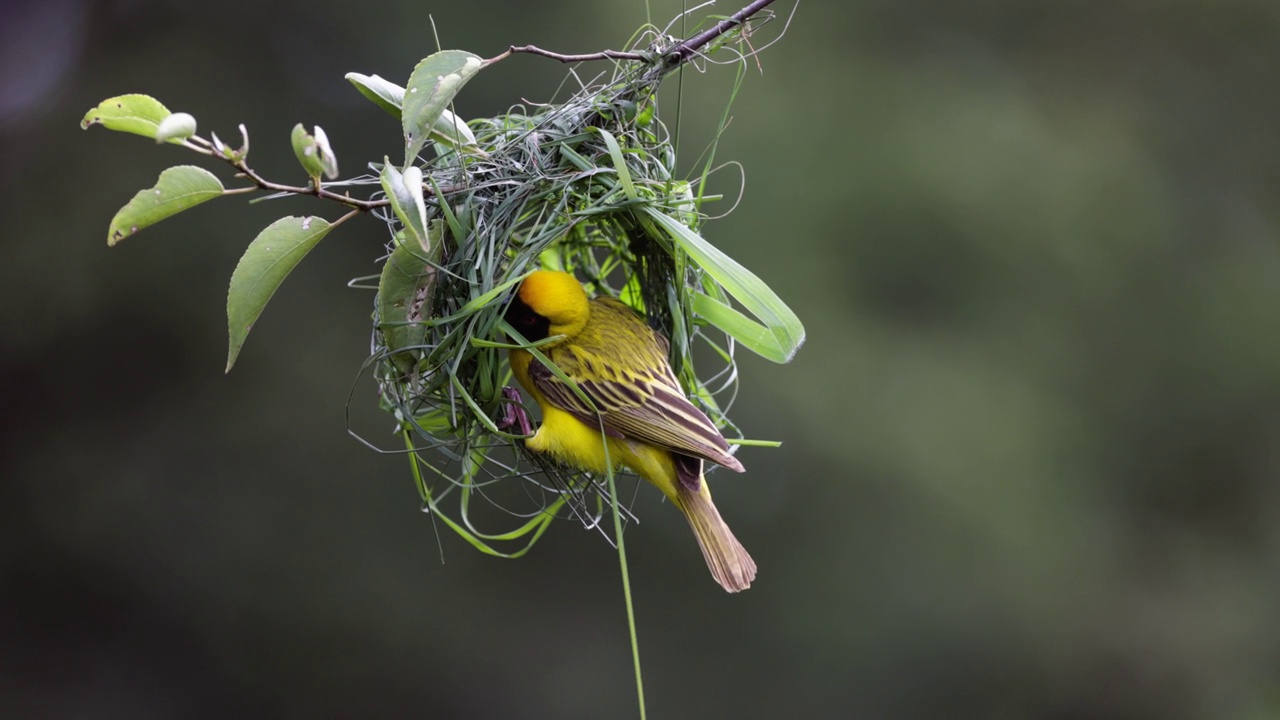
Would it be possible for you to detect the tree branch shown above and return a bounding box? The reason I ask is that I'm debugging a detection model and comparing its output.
[181,0,782,215]
[665,0,779,64]
[493,0,779,67]
[185,131,392,212]
[230,161,390,212]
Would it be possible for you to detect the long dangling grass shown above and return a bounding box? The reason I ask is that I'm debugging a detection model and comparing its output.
[344,14,789,718]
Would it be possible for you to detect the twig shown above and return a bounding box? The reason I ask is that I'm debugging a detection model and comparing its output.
[177,0,781,215]
[230,160,391,212]
[184,133,392,212]
[665,0,779,64]
[491,0,779,67]
[497,46,648,64]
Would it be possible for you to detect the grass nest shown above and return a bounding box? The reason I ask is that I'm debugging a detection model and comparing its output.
[359,34,790,557]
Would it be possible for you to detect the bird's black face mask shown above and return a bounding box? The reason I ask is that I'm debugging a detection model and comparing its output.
[503,295,551,343]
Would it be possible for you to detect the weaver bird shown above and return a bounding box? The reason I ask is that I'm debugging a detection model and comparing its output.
[504,269,756,592]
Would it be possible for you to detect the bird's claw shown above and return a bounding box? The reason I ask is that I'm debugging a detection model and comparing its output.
[498,386,534,436]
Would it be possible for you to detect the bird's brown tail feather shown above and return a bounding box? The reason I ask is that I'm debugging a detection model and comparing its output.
[676,483,757,593]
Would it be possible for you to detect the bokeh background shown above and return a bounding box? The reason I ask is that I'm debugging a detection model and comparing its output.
[4,0,1279,717]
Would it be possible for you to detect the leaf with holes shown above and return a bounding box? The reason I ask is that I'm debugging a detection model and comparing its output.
[402,50,485,163]
[81,94,183,143]
[378,222,444,374]
[107,165,225,246]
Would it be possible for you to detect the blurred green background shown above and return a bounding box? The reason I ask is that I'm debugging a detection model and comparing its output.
[4,0,1279,717]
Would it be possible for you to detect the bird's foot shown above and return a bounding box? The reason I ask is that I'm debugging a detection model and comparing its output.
[497,386,534,436]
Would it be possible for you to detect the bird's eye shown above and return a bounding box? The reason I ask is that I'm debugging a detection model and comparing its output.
[522,315,536,325]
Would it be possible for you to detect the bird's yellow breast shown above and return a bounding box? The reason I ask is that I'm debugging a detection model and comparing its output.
[510,347,681,502]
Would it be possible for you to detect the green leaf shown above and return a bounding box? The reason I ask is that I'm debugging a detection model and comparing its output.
[379,160,429,250]
[107,165,225,246]
[431,108,479,151]
[378,224,443,373]
[226,216,334,372]
[402,50,485,163]
[347,72,478,151]
[290,124,338,180]
[81,94,181,143]
[291,124,323,178]
[644,208,806,363]
[345,72,405,119]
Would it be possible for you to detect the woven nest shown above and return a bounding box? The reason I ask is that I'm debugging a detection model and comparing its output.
[361,50,746,555]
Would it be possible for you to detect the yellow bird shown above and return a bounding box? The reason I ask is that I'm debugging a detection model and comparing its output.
[505,270,757,592]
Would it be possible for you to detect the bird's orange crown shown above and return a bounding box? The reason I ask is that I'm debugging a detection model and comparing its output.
[517,270,591,335]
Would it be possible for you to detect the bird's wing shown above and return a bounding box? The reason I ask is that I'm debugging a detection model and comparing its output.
[528,299,743,472]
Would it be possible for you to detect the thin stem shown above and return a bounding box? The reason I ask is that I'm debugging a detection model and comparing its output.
[496,46,648,64]
[490,0,779,69]
[606,465,646,720]
[230,160,390,212]
[329,207,362,229]
[181,0,780,219]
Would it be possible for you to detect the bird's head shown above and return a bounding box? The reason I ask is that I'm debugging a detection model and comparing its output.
[504,270,590,344]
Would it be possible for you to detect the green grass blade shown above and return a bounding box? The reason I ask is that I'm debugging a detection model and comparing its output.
[644,208,805,363]
[403,430,563,557]
[595,127,637,201]
[691,291,785,362]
